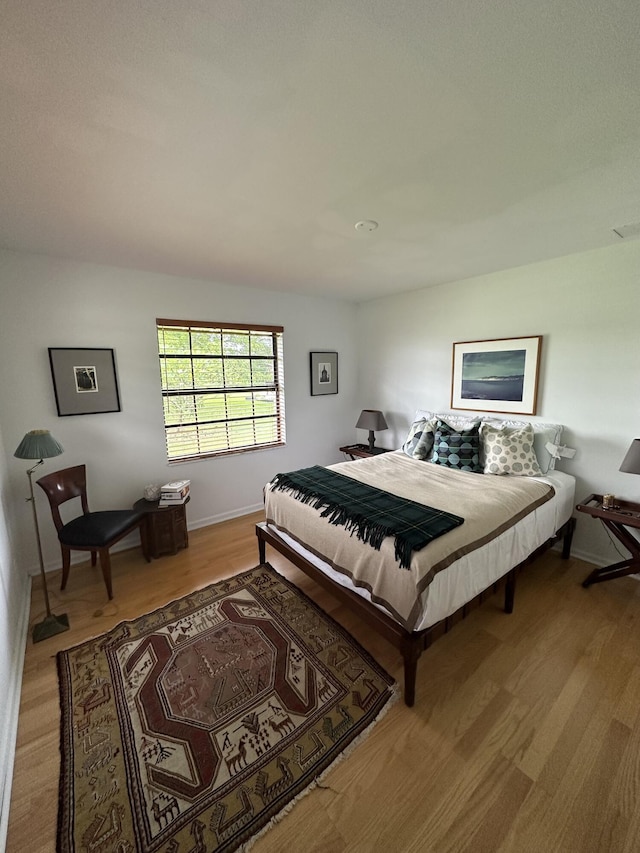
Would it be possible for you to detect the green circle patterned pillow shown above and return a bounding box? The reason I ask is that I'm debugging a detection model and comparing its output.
[480,422,542,476]
[431,420,482,473]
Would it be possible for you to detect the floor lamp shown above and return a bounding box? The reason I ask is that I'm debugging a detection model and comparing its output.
[14,429,70,643]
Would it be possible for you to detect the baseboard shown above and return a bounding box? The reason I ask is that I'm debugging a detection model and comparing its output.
[569,546,606,568]
[0,574,31,851]
[568,547,640,581]
[28,504,266,576]
[189,502,264,531]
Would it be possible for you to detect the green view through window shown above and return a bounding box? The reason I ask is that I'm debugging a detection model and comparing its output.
[156,319,285,461]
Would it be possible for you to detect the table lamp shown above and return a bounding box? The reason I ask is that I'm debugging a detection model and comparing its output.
[14,429,69,642]
[620,439,640,474]
[355,409,388,452]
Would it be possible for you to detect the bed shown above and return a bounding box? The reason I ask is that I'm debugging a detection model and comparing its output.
[257,414,576,706]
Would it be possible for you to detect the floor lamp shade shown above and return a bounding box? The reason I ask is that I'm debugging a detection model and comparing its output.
[14,429,64,461]
[14,429,69,642]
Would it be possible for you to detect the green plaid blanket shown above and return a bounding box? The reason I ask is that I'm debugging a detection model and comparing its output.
[270,465,464,569]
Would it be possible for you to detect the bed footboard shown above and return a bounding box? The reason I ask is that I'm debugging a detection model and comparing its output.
[256,516,575,707]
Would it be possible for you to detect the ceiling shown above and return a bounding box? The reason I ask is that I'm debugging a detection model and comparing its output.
[1,0,639,302]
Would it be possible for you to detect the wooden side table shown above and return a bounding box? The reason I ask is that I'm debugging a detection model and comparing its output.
[339,444,391,460]
[576,493,640,587]
[133,497,190,559]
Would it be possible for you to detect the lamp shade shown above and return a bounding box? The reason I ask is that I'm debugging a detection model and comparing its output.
[355,409,388,432]
[14,429,64,461]
[620,439,640,474]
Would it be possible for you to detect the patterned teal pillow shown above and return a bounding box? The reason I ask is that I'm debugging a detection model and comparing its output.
[431,420,482,473]
[402,418,435,460]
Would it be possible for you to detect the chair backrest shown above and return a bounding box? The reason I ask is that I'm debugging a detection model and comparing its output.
[36,464,91,531]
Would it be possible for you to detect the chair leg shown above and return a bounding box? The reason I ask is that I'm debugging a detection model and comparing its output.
[60,546,71,591]
[139,521,151,563]
[91,551,97,567]
[98,549,113,600]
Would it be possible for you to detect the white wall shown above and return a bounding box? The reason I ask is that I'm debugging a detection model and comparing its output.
[0,420,30,850]
[0,249,358,575]
[356,239,640,566]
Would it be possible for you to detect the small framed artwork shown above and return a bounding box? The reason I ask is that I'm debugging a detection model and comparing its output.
[451,336,542,415]
[49,348,121,416]
[310,351,338,396]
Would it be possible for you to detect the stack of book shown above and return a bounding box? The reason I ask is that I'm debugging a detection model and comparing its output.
[159,480,190,507]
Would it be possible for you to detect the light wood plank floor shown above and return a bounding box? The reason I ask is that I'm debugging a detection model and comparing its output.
[7,512,640,852]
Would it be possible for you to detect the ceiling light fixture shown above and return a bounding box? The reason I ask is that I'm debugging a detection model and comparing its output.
[354,220,378,232]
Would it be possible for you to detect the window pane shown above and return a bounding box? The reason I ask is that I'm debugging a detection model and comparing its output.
[195,394,226,422]
[224,360,252,387]
[158,328,191,355]
[252,391,276,416]
[251,359,274,386]
[166,425,199,458]
[222,332,250,356]
[250,334,273,356]
[162,357,194,390]
[191,330,222,355]
[192,358,223,389]
[197,423,230,455]
[254,417,278,443]
[163,395,196,425]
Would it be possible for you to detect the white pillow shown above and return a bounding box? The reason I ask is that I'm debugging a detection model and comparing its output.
[480,422,542,476]
[414,410,480,431]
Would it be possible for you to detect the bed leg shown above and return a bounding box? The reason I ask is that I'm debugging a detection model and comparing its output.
[561,517,576,559]
[504,569,516,614]
[401,640,421,707]
[257,527,266,565]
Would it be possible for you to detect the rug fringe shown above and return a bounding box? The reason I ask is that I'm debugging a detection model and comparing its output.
[238,682,400,852]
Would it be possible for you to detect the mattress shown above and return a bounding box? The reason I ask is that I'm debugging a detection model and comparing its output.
[264,452,575,633]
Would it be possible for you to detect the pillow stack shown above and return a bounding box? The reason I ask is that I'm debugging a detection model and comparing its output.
[401,410,562,477]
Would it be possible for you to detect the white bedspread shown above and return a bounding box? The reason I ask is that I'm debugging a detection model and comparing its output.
[264,452,575,631]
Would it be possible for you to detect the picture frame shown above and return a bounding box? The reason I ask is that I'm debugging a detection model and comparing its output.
[451,336,542,415]
[49,347,121,416]
[310,351,338,396]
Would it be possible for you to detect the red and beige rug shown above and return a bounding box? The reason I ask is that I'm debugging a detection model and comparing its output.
[56,564,396,852]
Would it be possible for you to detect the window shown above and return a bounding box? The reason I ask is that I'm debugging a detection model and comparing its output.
[156,319,285,462]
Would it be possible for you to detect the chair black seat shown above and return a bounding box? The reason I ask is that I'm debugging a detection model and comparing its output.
[36,464,150,600]
[59,510,144,548]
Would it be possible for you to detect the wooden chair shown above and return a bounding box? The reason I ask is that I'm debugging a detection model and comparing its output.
[36,464,150,599]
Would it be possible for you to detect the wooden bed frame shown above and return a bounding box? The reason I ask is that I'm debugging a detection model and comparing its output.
[256,516,576,707]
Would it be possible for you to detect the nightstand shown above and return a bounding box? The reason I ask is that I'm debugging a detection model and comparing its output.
[339,444,391,460]
[133,497,190,559]
[576,493,640,586]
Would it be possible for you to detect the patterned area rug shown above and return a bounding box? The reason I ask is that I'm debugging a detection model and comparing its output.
[56,564,396,852]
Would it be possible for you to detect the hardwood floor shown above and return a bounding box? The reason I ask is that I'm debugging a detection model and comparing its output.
[7,511,640,852]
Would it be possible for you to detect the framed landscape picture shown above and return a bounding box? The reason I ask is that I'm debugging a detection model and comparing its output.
[49,347,121,416]
[451,336,542,415]
[310,351,338,395]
